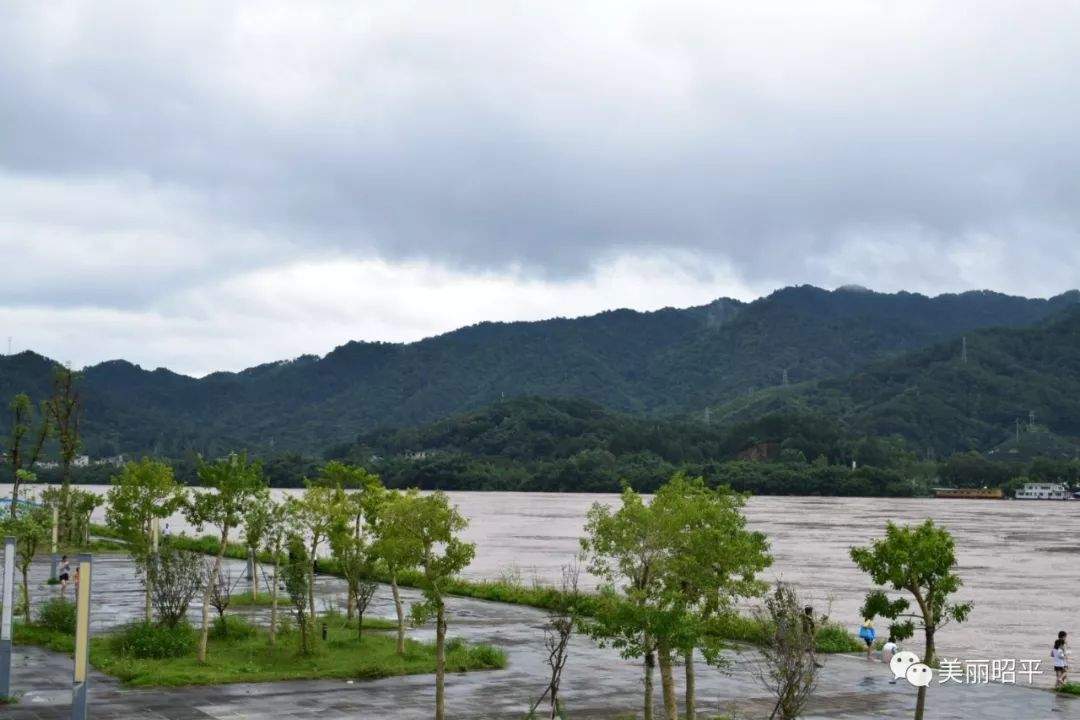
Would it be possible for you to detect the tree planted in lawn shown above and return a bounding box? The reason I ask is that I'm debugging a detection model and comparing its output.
[283,535,314,656]
[259,499,292,645]
[369,488,424,654]
[106,458,187,620]
[328,498,379,641]
[405,492,475,720]
[851,520,972,720]
[145,543,204,628]
[293,482,347,626]
[185,452,268,662]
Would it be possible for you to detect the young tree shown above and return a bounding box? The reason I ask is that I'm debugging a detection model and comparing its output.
[105,458,187,620]
[185,453,268,662]
[260,500,291,646]
[293,483,346,627]
[528,560,582,720]
[753,584,819,720]
[206,563,236,633]
[580,487,667,720]
[651,475,771,719]
[328,505,379,640]
[405,492,476,720]
[282,535,313,656]
[850,520,972,720]
[144,543,204,628]
[41,486,100,548]
[46,365,82,493]
[0,502,49,617]
[242,492,273,603]
[6,394,49,517]
[369,488,425,655]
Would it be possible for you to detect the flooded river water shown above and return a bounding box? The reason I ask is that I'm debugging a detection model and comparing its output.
[14,485,1078,668]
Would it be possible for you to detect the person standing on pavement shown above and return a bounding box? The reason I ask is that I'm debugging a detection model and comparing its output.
[858,620,876,660]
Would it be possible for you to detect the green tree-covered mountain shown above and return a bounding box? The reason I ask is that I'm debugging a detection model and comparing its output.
[711,306,1080,457]
[1,285,1076,457]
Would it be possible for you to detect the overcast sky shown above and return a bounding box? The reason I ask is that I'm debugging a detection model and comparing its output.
[3,1,1080,375]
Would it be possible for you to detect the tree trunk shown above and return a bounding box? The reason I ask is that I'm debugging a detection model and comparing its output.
[199,528,228,663]
[391,575,406,654]
[684,647,696,720]
[657,642,678,720]
[643,649,656,720]
[357,608,364,642]
[915,627,936,720]
[307,540,317,629]
[269,560,279,646]
[435,601,447,720]
[145,568,153,621]
[250,548,258,602]
[9,466,19,519]
[347,585,355,621]
[20,567,30,617]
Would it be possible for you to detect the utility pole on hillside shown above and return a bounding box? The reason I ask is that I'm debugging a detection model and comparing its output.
[961,336,967,364]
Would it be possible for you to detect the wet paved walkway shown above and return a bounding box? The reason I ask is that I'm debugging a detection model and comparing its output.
[6,553,1079,719]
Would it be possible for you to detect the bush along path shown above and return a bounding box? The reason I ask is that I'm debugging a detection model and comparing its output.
[89,524,863,655]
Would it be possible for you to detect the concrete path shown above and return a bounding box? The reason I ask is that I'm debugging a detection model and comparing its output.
[5,553,1079,719]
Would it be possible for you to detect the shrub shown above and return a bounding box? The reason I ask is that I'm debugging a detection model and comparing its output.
[109,622,196,659]
[210,614,257,640]
[37,598,77,634]
[815,622,863,653]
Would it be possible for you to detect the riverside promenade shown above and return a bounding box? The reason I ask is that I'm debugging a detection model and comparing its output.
[7,554,1078,720]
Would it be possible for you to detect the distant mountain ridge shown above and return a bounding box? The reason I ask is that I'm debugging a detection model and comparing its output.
[1,285,1076,457]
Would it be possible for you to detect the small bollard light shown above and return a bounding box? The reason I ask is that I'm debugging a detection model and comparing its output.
[322,622,328,641]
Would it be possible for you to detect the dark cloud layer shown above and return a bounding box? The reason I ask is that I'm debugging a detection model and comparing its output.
[1,2,1079,372]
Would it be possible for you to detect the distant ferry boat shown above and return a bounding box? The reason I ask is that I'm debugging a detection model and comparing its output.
[934,487,1004,500]
[1014,482,1073,500]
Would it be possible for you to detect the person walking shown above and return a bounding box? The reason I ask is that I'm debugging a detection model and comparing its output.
[858,620,877,660]
[1052,638,1069,688]
[58,555,71,598]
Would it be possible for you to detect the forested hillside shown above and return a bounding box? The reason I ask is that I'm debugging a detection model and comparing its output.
[0,285,1075,457]
[711,307,1080,457]
[326,396,920,494]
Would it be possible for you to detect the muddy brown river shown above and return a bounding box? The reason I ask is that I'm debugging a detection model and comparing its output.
[13,486,1078,668]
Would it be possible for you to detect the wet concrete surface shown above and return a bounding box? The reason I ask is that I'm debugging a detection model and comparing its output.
[6,552,1079,719]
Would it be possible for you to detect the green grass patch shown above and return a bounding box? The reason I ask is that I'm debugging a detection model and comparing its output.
[92,624,505,686]
[16,612,502,687]
[14,622,75,653]
[229,590,277,607]
[1058,682,1080,696]
[89,524,864,655]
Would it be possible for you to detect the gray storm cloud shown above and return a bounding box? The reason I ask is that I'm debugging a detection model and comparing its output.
[2,0,1079,317]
